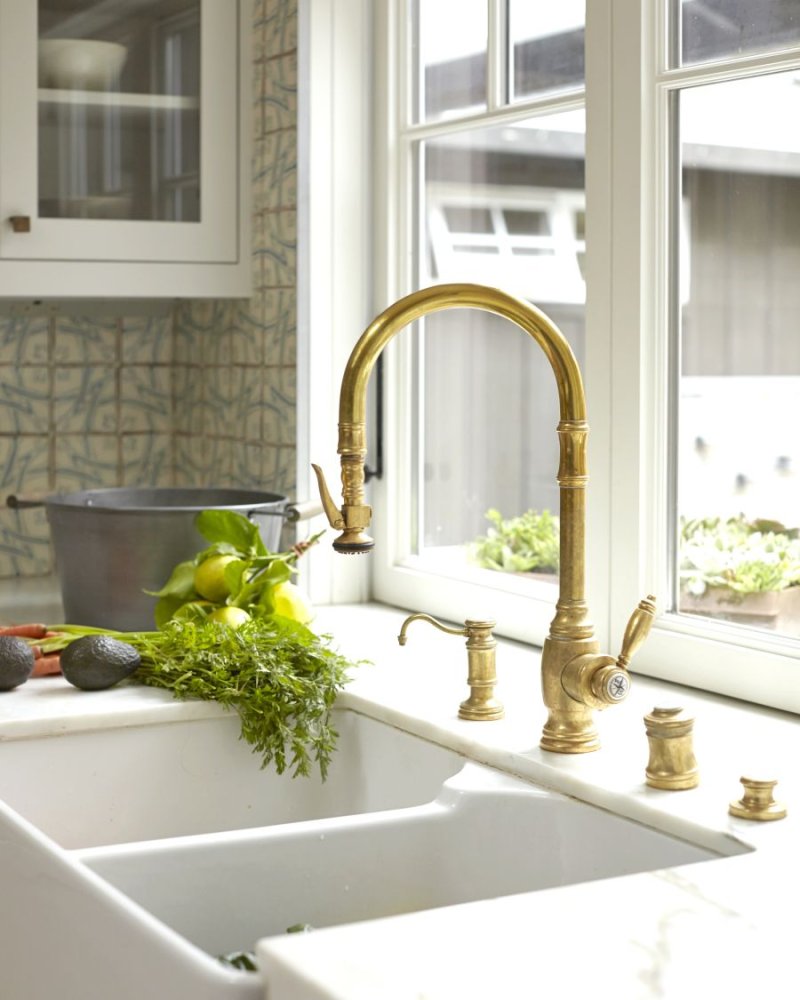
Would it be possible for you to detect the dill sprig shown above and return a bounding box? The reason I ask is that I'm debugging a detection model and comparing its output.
[46,616,353,779]
[132,616,352,779]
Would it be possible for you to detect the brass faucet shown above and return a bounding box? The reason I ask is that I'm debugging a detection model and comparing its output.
[312,283,656,753]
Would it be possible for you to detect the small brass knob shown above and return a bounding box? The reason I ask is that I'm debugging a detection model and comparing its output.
[9,215,31,233]
[729,777,787,821]
[644,706,699,790]
[397,612,503,721]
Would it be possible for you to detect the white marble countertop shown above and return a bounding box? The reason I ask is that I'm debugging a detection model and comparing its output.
[1,601,798,998]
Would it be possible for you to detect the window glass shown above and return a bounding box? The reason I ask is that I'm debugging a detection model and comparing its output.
[38,0,201,222]
[676,71,800,637]
[413,0,487,121]
[509,0,585,101]
[678,0,800,66]
[418,113,586,576]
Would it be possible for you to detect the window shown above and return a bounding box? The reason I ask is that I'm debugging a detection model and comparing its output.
[302,0,800,713]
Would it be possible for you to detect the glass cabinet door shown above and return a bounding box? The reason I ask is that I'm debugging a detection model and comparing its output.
[0,0,240,267]
[38,0,201,224]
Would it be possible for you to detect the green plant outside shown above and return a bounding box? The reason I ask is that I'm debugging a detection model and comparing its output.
[470,508,559,575]
[680,515,800,597]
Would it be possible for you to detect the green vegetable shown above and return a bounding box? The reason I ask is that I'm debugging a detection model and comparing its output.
[60,635,141,691]
[0,636,35,691]
[41,616,353,779]
[470,508,559,574]
[218,950,258,972]
[147,509,323,627]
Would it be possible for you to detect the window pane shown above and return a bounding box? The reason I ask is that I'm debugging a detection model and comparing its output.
[413,0,487,122]
[509,0,584,101]
[677,0,800,66]
[417,112,585,578]
[676,72,800,637]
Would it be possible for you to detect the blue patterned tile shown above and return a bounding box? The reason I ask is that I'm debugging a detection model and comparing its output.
[263,367,296,445]
[0,435,52,578]
[259,0,298,58]
[173,301,232,365]
[171,366,206,435]
[257,53,297,136]
[173,435,207,486]
[230,304,265,365]
[263,443,295,495]
[257,209,296,287]
[0,366,51,434]
[0,314,50,365]
[119,366,172,433]
[230,440,266,488]
[121,315,174,365]
[53,366,117,434]
[254,130,297,212]
[54,316,118,365]
[121,433,174,487]
[230,365,266,440]
[52,435,119,493]
[262,288,296,366]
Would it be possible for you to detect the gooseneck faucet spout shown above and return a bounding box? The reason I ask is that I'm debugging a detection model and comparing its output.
[313,283,655,753]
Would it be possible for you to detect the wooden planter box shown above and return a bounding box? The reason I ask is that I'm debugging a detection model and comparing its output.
[679,585,800,634]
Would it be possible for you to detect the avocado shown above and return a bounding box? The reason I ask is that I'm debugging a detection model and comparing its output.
[0,636,35,691]
[60,635,141,691]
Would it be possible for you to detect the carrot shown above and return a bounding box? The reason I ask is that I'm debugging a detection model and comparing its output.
[0,623,48,639]
[32,653,61,678]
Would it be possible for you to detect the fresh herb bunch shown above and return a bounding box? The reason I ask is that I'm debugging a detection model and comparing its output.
[41,616,353,778]
[470,508,559,574]
[148,509,322,627]
[680,515,800,597]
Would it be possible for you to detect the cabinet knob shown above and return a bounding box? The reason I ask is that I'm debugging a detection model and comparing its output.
[9,216,31,233]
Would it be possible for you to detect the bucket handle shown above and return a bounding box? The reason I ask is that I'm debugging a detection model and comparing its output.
[253,499,323,523]
[6,493,44,509]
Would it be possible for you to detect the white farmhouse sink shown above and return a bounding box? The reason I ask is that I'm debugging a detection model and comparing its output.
[0,708,463,847]
[0,708,749,1000]
[75,763,744,963]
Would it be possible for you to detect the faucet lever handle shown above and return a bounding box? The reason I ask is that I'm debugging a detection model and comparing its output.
[310,463,345,530]
[617,595,657,669]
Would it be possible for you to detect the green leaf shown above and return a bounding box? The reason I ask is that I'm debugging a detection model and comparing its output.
[223,558,248,599]
[144,560,197,599]
[195,510,263,555]
[153,594,190,629]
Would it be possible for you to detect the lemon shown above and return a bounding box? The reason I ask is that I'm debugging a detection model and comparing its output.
[194,555,238,603]
[272,581,314,624]
[209,606,251,628]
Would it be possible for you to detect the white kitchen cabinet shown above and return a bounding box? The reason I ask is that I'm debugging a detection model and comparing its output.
[0,0,251,298]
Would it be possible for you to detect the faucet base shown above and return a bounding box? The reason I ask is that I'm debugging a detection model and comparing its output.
[540,710,600,754]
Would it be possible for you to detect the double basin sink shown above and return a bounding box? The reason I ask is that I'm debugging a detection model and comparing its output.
[0,707,746,999]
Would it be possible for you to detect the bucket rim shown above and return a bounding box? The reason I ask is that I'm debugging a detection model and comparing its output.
[43,487,289,514]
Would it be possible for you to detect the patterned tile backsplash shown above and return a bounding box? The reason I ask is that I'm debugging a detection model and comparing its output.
[0,0,298,581]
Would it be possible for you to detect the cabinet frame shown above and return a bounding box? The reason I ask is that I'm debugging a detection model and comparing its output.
[0,0,250,298]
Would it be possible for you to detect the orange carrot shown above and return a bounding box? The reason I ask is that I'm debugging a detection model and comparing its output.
[32,653,61,678]
[0,623,48,639]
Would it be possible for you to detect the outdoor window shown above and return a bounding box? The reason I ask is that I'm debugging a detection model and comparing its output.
[306,0,800,713]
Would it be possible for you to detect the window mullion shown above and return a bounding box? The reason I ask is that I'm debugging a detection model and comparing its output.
[486,0,508,111]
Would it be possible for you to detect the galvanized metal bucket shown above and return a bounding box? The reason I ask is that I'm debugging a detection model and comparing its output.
[24,487,293,631]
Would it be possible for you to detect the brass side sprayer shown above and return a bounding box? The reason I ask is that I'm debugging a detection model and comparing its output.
[313,283,656,753]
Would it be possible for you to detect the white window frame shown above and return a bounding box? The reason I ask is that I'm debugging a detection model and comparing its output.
[300,0,800,715]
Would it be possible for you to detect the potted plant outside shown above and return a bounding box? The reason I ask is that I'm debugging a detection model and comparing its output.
[679,515,800,632]
[470,508,559,578]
